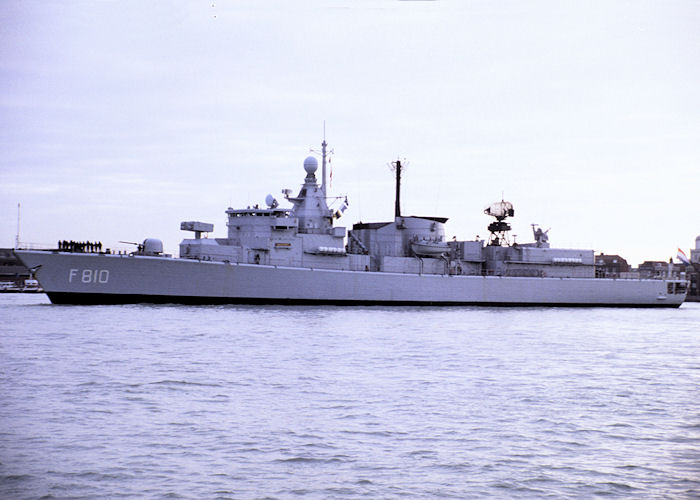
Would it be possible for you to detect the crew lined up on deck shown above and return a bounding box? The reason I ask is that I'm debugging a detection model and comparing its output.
[58,240,103,253]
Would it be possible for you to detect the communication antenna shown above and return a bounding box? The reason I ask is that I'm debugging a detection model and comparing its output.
[322,122,327,196]
[389,158,408,217]
[309,121,334,196]
[15,203,20,249]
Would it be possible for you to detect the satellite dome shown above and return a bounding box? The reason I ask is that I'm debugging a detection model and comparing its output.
[265,194,278,208]
[303,156,318,174]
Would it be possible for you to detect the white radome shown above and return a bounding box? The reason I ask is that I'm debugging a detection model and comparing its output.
[303,156,318,174]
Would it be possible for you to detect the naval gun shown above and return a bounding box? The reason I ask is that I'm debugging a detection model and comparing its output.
[484,200,515,246]
[119,238,164,255]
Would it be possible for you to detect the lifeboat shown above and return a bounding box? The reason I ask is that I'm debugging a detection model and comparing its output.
[411,240,449,257]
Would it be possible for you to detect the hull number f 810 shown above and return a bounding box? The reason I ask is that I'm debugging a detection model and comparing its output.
[69,269,109,283]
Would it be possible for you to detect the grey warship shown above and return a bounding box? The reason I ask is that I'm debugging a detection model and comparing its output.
[15,141,688,307]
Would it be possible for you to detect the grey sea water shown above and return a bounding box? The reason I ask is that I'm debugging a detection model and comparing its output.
[1,294,698,499]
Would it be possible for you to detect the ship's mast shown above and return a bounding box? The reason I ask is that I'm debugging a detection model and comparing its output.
[321,137,327,196]
[310,123,332,197]
[391,160,403,217]
[320,121,328,196]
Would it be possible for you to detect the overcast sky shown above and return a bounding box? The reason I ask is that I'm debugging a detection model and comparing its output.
[2,0,699,265]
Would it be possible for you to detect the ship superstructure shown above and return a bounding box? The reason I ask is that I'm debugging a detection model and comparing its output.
[15,141,688,306]
[179,153,365,271]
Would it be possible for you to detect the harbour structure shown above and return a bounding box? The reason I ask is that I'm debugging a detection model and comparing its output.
[15,142,688,307]
[691,235,700,265]
[0,248,42,292]
[681,236,700,301]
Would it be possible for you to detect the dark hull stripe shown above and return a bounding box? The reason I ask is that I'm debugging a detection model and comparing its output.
[46,292,683,308]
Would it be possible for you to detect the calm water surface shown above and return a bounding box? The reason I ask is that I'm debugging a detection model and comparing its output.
[1,294,699,499]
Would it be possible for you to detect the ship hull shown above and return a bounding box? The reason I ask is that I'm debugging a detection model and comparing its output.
[16,250,686,307]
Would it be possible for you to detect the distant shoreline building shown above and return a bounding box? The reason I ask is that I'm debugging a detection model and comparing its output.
[685,236,700,302]
[0,248,41,291]
[595,253,630,278]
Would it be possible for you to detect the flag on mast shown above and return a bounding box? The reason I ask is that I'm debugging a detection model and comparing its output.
[677,248,690,265]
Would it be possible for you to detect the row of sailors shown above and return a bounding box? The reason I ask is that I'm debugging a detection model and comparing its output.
[58,240,103,253]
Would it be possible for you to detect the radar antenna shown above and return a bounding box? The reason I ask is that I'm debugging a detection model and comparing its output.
[484,200,515,246]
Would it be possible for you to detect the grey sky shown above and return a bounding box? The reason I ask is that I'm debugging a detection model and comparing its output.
[2,0,698,265]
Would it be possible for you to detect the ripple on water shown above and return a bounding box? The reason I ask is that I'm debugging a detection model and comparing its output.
[1,295,699,498]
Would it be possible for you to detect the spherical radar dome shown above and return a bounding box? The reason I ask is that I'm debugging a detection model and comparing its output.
[303,156,318,174]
